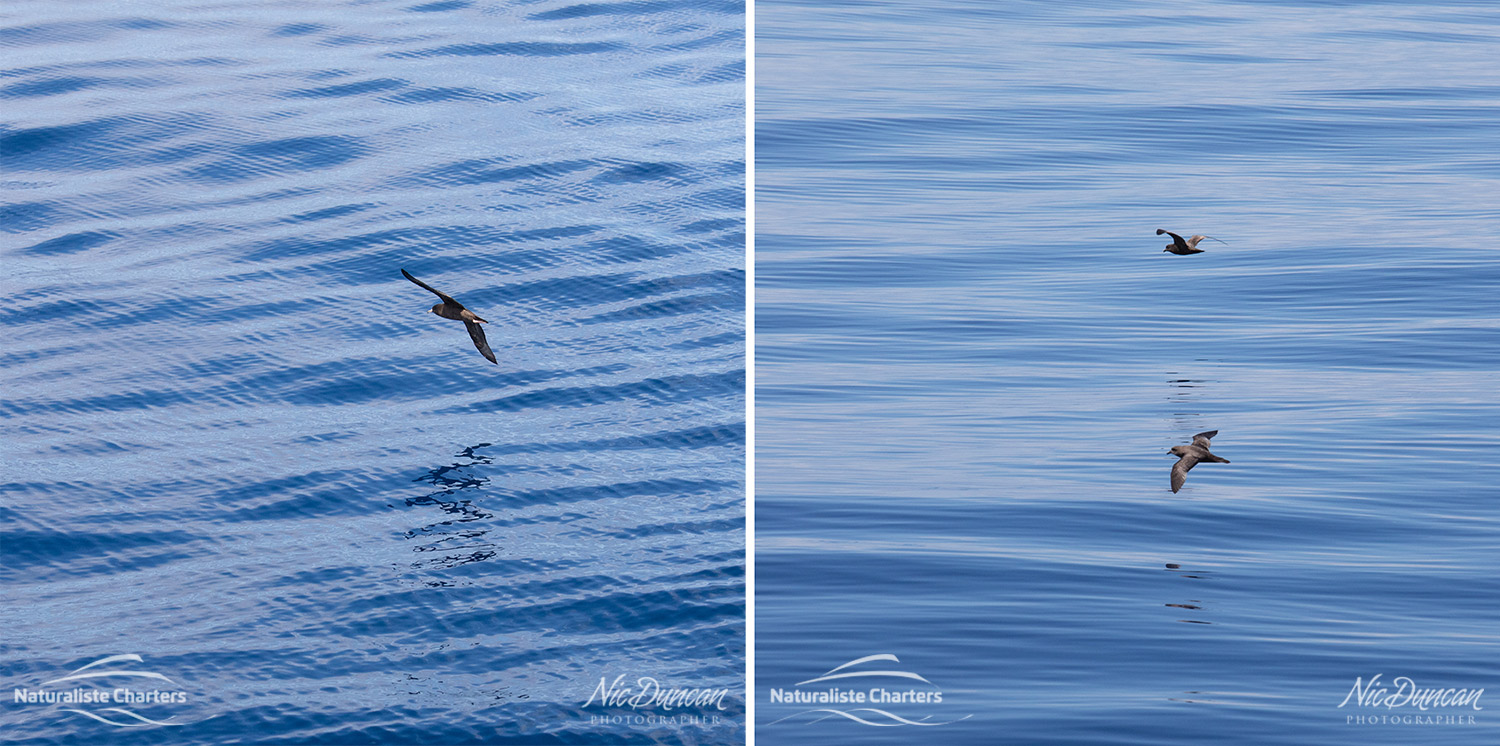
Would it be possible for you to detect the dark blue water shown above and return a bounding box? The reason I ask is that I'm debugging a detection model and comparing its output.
[756,1,1498,744]
[1,1,743,744]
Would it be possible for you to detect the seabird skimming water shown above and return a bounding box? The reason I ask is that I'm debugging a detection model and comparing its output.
[1169,430,1230,493]
[1157,228,1227,255]
[402,268,497,364]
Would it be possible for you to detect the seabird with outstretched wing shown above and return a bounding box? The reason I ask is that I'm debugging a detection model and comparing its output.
[402,268,497,364]
[1169,429,1230,493]
[1157,228,1227,255]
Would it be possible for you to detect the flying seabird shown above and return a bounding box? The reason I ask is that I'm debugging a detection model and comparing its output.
[402,268,497,364]
[1157,228,1227,255]
[1169,430,1230,493]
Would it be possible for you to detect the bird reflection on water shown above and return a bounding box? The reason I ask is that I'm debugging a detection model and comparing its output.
[405,443,499,575]
[1163,564,1215,625]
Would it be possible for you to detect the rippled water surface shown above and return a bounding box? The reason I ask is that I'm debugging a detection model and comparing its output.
[756,1,1498,744]
[2,1,743,743]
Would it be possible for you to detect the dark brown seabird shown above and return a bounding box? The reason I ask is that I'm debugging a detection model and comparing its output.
[1169,430,1230,493]
[402,268,497,364]
[1157,228,1227,255]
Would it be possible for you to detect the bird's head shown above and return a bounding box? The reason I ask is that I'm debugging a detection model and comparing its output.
[1169,445,1187,456]
[1162,247,1170,252]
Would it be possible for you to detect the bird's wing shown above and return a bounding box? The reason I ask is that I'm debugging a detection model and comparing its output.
[1192,430,1218,448]
[402,268,461,307]
[1159,230,1189,250]
[465,321,497,364]
[1171,454,1199,493]
[1191,235,1228,246]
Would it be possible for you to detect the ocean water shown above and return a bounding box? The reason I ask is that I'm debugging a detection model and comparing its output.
[755,1,1498,744]
[0,1,743,744]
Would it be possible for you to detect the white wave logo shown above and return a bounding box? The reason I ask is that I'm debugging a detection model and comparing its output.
[768,653,972,727]
[14,654,188,727]
[774,707,962,727]
[795,654,935,687]
[59,708,182,728]
[42,654,179,688]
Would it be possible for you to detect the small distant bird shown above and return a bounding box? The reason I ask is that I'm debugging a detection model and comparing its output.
[1157,228,1227,255]
[1169,430,1230,493]
[402,268,496,364]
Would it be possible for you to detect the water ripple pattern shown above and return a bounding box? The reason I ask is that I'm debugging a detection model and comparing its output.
[757,1,1498,744]
[1,0,743,743]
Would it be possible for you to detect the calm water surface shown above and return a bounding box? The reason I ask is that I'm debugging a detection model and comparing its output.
[756,1,1498,744]
[1,1,743,744]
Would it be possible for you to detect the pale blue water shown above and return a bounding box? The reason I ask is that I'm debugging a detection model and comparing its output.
[1,1,743,744]
[756,1,1499,744]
